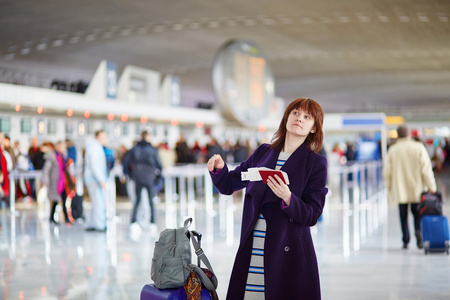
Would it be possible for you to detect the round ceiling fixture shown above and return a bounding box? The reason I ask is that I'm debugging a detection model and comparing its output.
[212,39,275,127]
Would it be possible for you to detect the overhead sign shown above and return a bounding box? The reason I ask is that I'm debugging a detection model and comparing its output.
[323,113,386,131]
[106,62,118,99]
[85,60,118,100]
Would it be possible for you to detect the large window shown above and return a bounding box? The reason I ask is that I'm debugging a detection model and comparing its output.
[0,118,11,133]
[21,119,32,133]
[65,120,74,134]
[47,119,57,134]
[123,124,129,136]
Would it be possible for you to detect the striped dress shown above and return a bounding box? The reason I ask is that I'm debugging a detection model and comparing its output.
[244,151,291,299]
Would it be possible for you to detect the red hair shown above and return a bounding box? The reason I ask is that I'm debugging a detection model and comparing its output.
[270,98,324,152]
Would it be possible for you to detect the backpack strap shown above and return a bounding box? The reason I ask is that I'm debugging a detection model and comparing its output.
[187,230,218,291]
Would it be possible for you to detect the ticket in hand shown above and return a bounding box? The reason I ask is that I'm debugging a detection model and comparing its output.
[241,167,290,185]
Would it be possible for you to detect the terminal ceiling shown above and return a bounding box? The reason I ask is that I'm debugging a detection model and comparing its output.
[1,0,449,122]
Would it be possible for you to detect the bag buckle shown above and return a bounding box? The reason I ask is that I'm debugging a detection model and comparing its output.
[195,248,204,257]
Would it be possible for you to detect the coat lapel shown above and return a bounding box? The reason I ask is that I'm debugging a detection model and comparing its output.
[280,142,309,174]
[256,146,279,169]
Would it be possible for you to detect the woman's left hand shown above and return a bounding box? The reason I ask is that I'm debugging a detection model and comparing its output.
[267,175,291,206]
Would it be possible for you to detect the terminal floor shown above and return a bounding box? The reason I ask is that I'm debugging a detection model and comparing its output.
[1,175,450,300]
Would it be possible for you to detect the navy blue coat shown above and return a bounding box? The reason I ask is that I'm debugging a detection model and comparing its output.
[128,140,162,184]
[210,143,328,300]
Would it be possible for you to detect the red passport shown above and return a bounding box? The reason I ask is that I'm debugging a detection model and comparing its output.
[258,170,288,185]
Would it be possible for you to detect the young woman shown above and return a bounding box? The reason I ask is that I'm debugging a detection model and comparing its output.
[208,98,328,300]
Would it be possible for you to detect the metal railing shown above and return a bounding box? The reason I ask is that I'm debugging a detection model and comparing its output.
[329,161,388,256]
[163,161,388,252]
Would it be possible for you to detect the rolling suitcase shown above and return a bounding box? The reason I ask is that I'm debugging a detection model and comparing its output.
[70,194,84,220]
[140,284,212,300]
[421,215,450,255]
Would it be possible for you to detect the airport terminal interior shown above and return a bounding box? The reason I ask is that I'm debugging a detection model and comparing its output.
[1,0,450,299]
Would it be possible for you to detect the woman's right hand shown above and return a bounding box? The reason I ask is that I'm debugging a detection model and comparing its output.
[207,154,225,172]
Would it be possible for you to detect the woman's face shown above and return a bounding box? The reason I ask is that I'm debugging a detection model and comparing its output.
[56,143,66,154]
[285,108,315,139]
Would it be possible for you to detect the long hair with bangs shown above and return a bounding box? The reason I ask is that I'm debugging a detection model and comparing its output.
[270,98,324,152]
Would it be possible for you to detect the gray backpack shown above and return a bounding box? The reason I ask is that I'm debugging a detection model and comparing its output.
[151,218,218,291]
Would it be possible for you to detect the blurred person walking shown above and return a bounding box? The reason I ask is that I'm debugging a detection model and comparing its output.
[344,141,357,164]
[191,140,206,163]
[158,143,176,168]
[206,138,225,161]
[233,140,249,163]
[65,139,84,221]
[175,135,193,164]
[444,137,450,169]
[431,140,445,173]
[42,141,68,224]
[383,125,437,249]
[84,130,108,232]
[13,140,21,159]
[122,141,138,221]
[4,135,16,169]
[126,130,162,232]
[1,135,13,173]
[0,132,10,203]
[28,137,45,170]
[28,137,45,199]
[208,98,327,300]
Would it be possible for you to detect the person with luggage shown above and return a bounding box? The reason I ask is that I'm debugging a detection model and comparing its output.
[383,125,437,249]
[64,139,84,222]
[126,130,162,233]
[42,141,69,224]
[84,130,108,232]
[208,98,328,300]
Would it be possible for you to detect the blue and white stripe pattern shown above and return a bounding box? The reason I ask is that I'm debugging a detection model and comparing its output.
[244,151,291,300]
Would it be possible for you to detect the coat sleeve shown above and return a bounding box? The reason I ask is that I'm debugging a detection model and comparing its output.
[419,144,437,192]
[209,144,268,195]
[282,154,328,226]
[42,159,51,187]
[88,146,107,184]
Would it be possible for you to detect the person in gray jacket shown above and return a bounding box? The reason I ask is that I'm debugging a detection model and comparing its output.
[42,141,67,224]
[84,130,108,232]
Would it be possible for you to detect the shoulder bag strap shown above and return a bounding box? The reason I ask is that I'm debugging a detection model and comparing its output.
[187,230,218,291]
[187,263,218,291]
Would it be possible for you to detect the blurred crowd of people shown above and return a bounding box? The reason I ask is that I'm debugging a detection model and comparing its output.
[0,132,114,228]
[116,136,255,169]
[3,128,450,233]
[0,130,258,232]
[0,136,79,206]
[403,136,450,173]
[327,137,450,173]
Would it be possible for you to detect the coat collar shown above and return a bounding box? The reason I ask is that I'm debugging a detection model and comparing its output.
[280,142,309,171]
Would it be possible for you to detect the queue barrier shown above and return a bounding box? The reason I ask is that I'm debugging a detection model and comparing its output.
[163,161,387,252]
[8,170,42,215]
[328,161,387,256]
